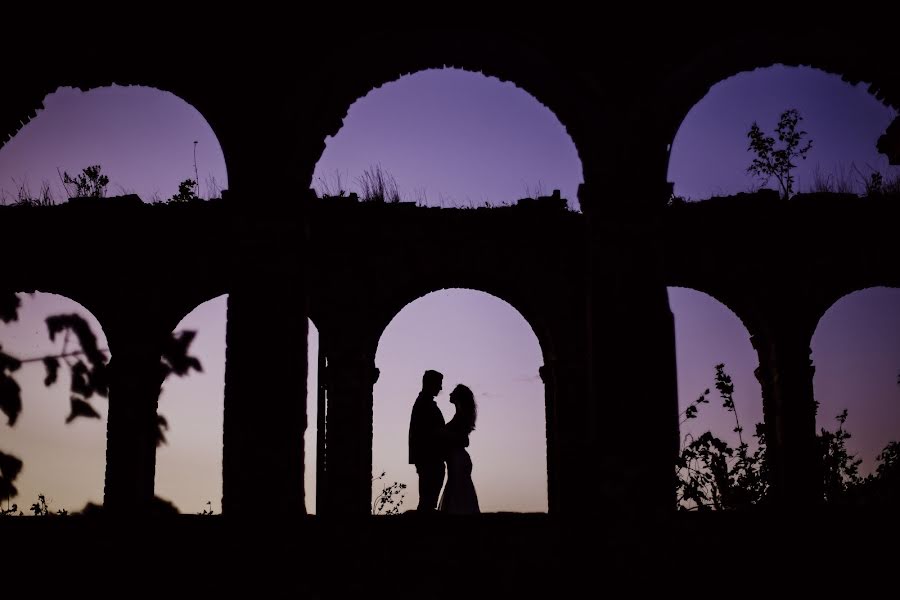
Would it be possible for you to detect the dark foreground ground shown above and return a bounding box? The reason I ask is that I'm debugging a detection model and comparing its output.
[2,509,897,597]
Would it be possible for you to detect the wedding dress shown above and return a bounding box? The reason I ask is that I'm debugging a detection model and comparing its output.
[439,417,480,514]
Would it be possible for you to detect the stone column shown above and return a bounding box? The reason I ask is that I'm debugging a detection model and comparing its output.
[588,219,680,516]
[752,322,821,506]
[540,348,590,516]
[222,205,308,515]
[103,312,167,515]
[319,340,379,517]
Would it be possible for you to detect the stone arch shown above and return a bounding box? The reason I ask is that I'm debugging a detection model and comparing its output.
[162,284,231,338]
[811,286,900,475]
[0,290,111,513]
[661,29,900,194]
[305,33,597,210]
[305,201,581,514]
[667,64,898,201]
[4,285,109,334]
[372,286,551,513]
[661,277,760,340]
[311,67,584,210]
[375,283,555,365]
[667,286,763,452]
[0,83,229,201]
[154,293,228,514]
[814,283,900,334]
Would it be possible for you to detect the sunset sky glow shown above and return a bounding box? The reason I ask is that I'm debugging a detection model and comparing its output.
[1,65,898,514]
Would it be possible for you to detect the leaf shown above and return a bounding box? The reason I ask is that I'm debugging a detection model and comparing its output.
[65,397,101,424]
[70,361,93,399]
[160,330,203,378]
[46,314,106,367]
[0,372,22,426]
[0,450,22,499]
[155,414,169,447]
[43,357,60,386]
[0,292,21,323]
[0,450,23,482]
[0,348,22,373]
[88,362,109,398]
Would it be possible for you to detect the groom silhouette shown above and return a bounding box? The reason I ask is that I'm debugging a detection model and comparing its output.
[408,369,445,511]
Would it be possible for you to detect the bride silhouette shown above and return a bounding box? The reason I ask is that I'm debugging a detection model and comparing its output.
[439,384,480,514]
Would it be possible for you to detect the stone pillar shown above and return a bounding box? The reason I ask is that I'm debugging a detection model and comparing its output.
[206,79,326,204]
[320,340,379,517]
[578,125,673,216]
[222,205,308,515]
[103,314,166,515]
[588,220,680,516]
[540,348,590,516]
[752,323,821,506]
[539,359,560,514]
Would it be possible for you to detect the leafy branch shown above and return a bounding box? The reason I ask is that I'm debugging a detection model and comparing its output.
[0,291,202,504]
[677,364,769,510]
[372,471,407,515]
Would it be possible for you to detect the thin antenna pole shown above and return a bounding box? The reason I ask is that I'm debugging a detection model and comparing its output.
[193,141,200,198]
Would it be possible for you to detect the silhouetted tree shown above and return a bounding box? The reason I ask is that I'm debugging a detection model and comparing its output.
[747,108,813,199]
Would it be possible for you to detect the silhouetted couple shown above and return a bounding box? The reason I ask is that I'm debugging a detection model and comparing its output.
[408,369,480,514]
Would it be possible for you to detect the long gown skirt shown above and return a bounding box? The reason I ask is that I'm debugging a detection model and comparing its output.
[439,448,480,514]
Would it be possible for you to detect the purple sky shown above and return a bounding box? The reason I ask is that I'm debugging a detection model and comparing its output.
[0,293,109,512]
[1,65,898,513]
[812,288,900,469]
[312,69,583,209]
[669,65,900,199]
[668,288,764,453]
[373,289,546,513]
[0,86,227,203]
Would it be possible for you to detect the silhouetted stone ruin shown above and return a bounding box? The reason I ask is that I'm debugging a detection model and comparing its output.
[2,20,899,597]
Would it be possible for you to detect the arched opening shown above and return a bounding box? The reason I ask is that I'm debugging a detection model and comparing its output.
[0,85,228,204]
[154,296,320,514]
[373,288,547,513]
[668,287,763,509]
[0,291,109,513]
[312,68,583,211]
[811,287,900,477]
[668,65,900,201]
[155,295,227,514]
